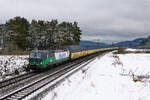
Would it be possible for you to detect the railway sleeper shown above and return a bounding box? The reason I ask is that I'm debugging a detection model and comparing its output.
[5,97,14,100]
[14,94,24,97]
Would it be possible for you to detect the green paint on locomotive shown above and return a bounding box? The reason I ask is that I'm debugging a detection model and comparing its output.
[29,56,69,66]
[42,56,55,65]
[29,61,40,65]
[29,56,55,65]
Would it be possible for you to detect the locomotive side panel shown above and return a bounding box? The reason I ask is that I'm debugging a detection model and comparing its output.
[55,50,70,62]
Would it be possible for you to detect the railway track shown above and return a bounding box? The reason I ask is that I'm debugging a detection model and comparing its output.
[0,51,106,100]
[0,72,35,89]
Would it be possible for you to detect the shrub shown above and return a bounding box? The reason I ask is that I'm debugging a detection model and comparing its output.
[117,46,125,54]
[14,69,19,75]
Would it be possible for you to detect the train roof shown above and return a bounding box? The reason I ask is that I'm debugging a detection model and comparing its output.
[64,45,102,52]
[30,45,102,53]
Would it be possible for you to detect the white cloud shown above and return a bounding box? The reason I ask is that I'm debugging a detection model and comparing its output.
[0,0,150,42]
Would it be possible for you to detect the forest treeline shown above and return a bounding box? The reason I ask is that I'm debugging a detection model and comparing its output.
[0,17,82,54]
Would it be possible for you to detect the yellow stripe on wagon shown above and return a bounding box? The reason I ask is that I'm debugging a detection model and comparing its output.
[71,52,82,59]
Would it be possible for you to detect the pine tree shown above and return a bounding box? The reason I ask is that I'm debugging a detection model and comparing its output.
[0,16,82,53]
[6,16,30,50]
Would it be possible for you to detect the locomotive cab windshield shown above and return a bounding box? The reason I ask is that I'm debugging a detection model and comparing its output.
[29,51,48,60]
[29,50,48,65]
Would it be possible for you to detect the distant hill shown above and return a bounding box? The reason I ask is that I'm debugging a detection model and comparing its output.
[79,40,109,47]
[139,36,150,46]
[114,38,147,46]
[80,37,148,47]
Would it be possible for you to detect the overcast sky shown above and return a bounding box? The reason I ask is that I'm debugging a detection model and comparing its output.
[0,0,150,43]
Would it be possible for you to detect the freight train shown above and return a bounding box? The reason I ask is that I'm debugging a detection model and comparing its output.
[27,46,118,70]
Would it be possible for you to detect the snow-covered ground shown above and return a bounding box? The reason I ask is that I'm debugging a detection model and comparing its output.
[126,48,150,52]
[42,52,150,100]
[0,55,28,80]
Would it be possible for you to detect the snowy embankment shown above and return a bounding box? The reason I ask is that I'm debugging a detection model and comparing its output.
[43,52,150,100]
[0,55,28,80]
